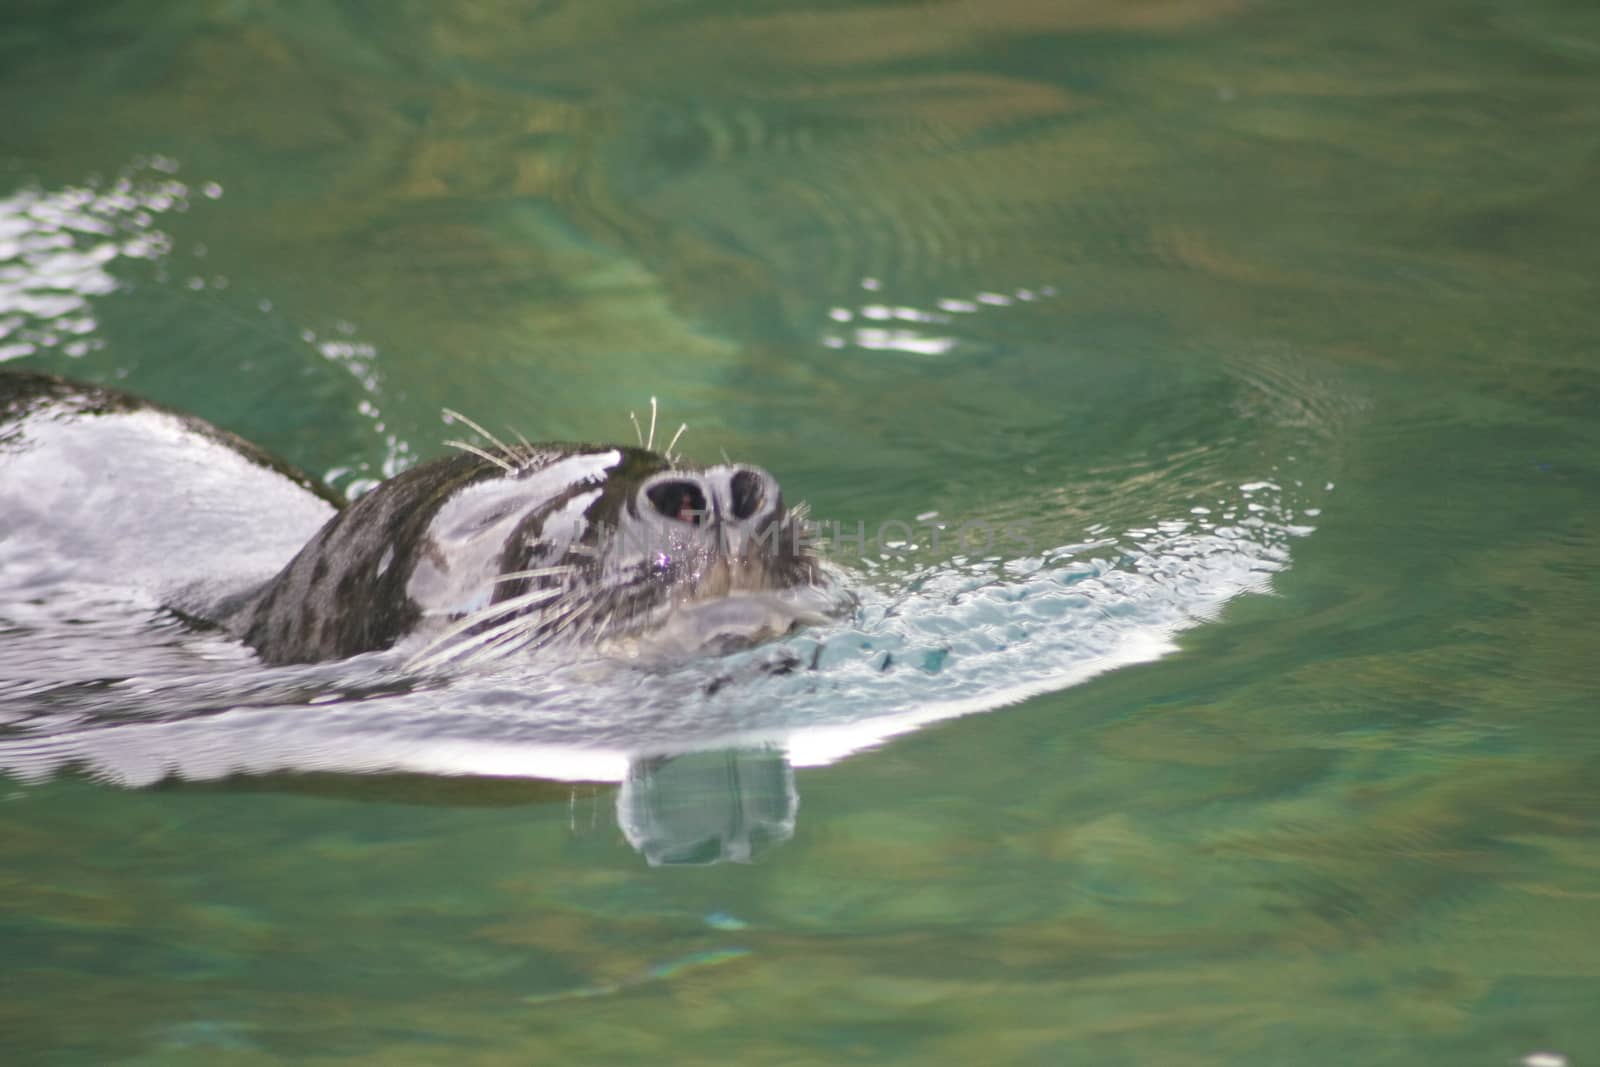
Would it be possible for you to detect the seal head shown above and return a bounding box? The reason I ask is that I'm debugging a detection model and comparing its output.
[229,442,833,667]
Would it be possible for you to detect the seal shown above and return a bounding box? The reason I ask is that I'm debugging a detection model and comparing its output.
[0,370,837,669]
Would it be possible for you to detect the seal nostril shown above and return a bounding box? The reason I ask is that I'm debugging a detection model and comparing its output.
[729,469,765,521]
[646,480,708,525]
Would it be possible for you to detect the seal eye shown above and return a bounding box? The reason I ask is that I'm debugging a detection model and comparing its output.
[729,469,765,521]
[646,480,708,525]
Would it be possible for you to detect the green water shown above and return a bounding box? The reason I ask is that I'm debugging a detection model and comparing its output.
[2,1,1598,1063]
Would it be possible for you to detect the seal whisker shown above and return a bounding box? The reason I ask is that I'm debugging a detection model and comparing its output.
[491,565,576,584]
[463,598,593,666]
[468,593,590,658]
[555,567,667,644]
[441,408,520,467]
[509,427,535,465]
[478,586,570,617]
[409,608,551,671]
[406,614,537,671]
[455,587,567,631]
[406,586,568,668]
[457,632,537,668]
[444,439,516,474]
[449,601,583,667]
[540,597,596,645]
[647,396,659,451]
[664,422,688,463]
[629,409,644,448]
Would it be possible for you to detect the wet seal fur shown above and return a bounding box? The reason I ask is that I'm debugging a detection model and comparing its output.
[0,371,837,668]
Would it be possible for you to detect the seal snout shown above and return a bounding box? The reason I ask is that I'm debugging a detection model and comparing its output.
[639,466,782,529]
[636,465,785,564]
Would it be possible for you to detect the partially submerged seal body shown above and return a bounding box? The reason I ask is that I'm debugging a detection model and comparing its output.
[0,371,837,668]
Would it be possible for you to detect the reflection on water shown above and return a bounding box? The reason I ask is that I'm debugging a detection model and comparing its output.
[619,748,797,866]
[820,276,1057,357]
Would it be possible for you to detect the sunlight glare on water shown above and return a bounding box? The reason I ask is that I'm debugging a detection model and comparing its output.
[0,160,189,362]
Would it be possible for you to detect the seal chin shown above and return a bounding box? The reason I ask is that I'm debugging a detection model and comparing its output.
[605,586,843,662]
[686,555,785,601]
